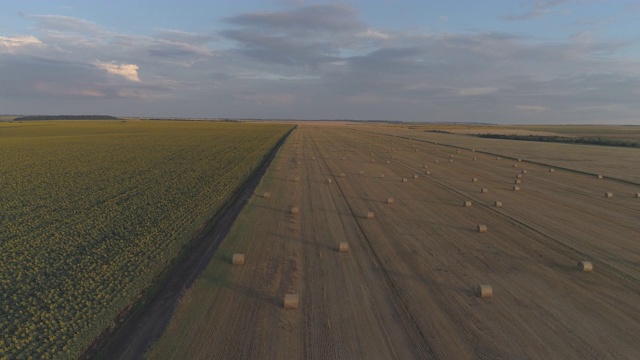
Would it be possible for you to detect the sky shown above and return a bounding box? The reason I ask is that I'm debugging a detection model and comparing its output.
[1,0,640,124]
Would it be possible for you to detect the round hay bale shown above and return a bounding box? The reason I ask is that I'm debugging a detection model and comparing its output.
[472,149,476,152]
[549,168,554,172]
[290,206,299,215]
[496,157,501,160]
[379,174,385,178]
[464,201,472,207]
[387,197,394,204]
[513,185,520,191]
[636,193,640,198]
[425,170,431,175]
[472,178,478,182]
[494,201,502,208]
[476,285,493,298]
[359,170,365,175]
[480,188,489,193]
[435,148,439,152]
[515,179,521,184]
[386,160,390,164]
[518,159,522,162]
[284,294,299,309]
[597,174,603,179]
[370,152,374,155]
[402,177,408,182]
[577,261,593,272]
[293,176,300,182]
[263,192,272,199]
[477,225,488,233]
[473,157,477,161]
[450,155,454,158]
[449,159,454,163]
[232,253,245,265]
[424,164,429,168]
[521,170,527,174]
[516,174,522,179]
[366,211,375,219]
[605,192,613,198]
[338,242,349,253]
[513,164,518,168]
[434,160,439,163]
[456,150,461,153]
[342,157,346,160]
[371,159,375,162]
[413,174,419,179]
[326,178,332,184]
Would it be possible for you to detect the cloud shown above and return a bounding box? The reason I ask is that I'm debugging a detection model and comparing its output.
[93,61,140,82]
[458,87,498,96]
[147,39,213,59]
[573,104,629,112]
[515,105,550,112]
[154,29,218,44]
[221,28,341,66]
[237,92,295,105]
[501,0,573,21]
[224,4,362,34]
[0,35,43,53]
[625,3,640,12]
[34,82,105,97]
[221,4,368,67]
[358,29,393,40]
[2,4,640,124]
[27,14,102,34]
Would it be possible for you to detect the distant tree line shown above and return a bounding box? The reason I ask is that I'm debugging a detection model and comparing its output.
[476,134,640,148]
[13,115,121,121]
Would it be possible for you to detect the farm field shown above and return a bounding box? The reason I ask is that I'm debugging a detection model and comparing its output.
[399,123,640,141]
[148,123,640,359]
[360,124,640,184]
[0,120,293,359]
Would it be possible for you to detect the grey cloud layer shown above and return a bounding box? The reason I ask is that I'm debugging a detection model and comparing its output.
[1,4,639,123]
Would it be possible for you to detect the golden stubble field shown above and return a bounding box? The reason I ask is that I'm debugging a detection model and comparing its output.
[147,123,640,360]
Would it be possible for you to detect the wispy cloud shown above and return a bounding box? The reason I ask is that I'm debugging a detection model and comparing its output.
[0,35,43,53]
[625,3,640,12]
[93,61,140,82]
[501,0,573,21]
[515,104,550,112]
[224,4,362,34]
[27,14,102,34]
[358,29,393,40]
[458,87,498,96]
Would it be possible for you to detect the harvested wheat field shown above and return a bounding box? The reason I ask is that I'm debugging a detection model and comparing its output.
[147,123,640,360]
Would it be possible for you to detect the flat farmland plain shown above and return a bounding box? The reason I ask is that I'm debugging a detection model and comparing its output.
[363,124,640,183]
[0,120,293,359]
[148,123,640,359]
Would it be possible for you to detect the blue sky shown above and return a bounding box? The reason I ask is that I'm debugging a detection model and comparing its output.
[1,0,640,124]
